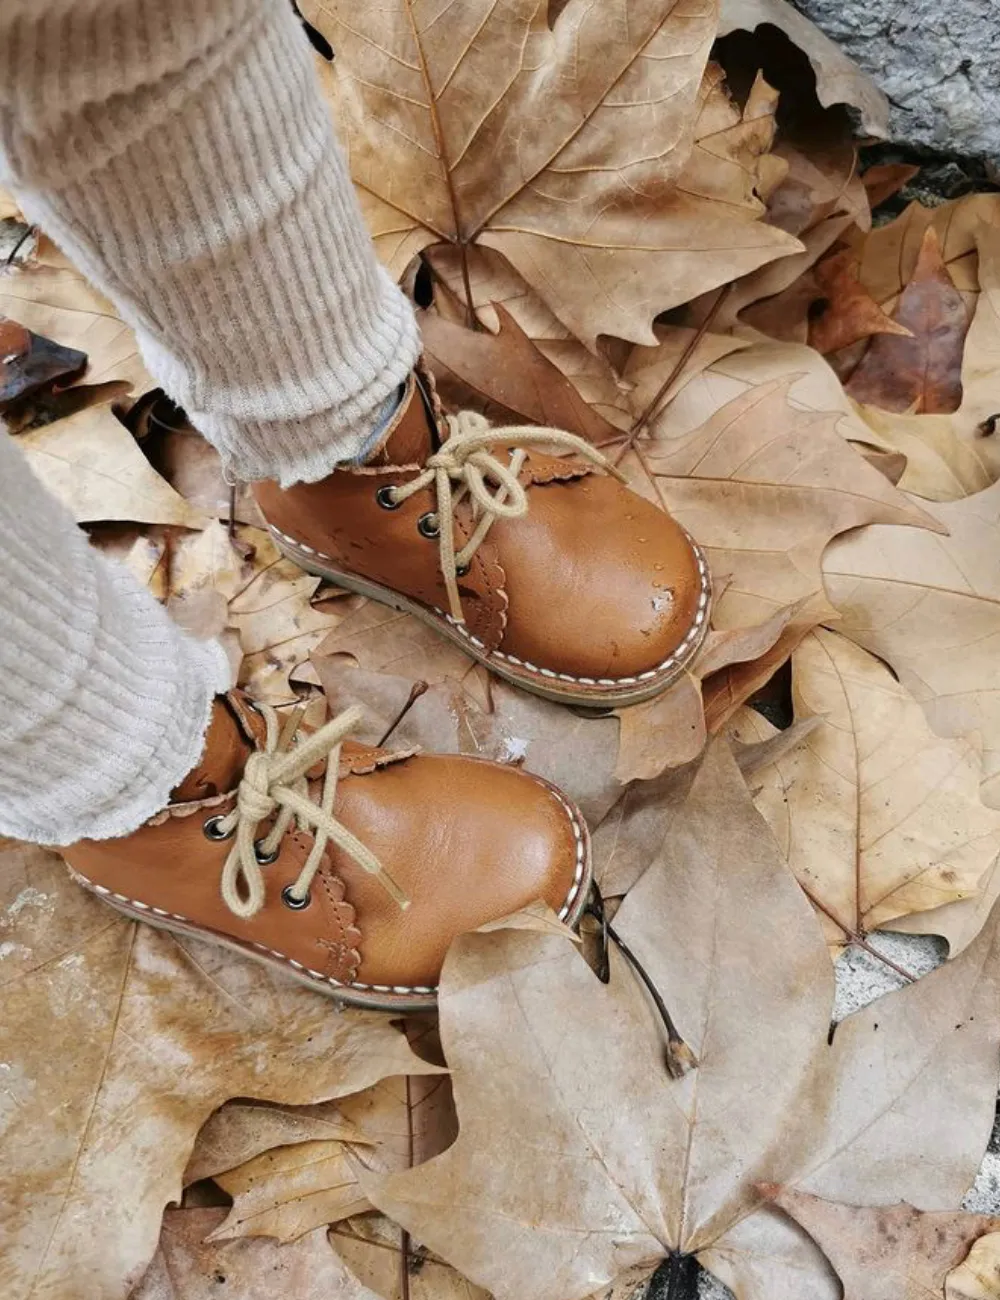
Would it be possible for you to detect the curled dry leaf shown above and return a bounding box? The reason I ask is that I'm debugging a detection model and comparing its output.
[764,1186,1000,1300]
[806,248,912,356]
[948,1231,1000,1300]
[370,740,1000,1300]
[184,1100,373,1186]
[733,629,1000,954]
[843,196,1000,499]
[717,0,889,137]
[210,1140,373,1243]
[307,0,799,350]
[17,400,207,528]
[0,316,85,407]
[133,1209,380,1300]
[0,842,430,1300]
[823,480,1000,808]
[171,522,352,705]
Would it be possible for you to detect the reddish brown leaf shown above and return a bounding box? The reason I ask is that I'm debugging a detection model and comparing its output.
[808,248,912,355]
[420,304,619,443]
[846,225,972,414]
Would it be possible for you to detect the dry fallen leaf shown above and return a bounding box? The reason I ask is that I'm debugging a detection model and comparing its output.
[734,629,1000,954]
[132,1209,380,1300]
[0,842,429,1300]
[717,0,889,137]
[169,523,351,705]
[420,305,618,442]
[764,1186,1000,1300]
[370,740,1000,1300]
[823,480,1000,808]
[846,226,971,415]
[17,399,206,528]
[0,234,152,392]
[210,1140,373,1243]
[308,0,799,350]
[184,1100,372,1186]
[842,196,1000,499]
[331,1214,490,1300]
[646,377,939,632]
[807,248,912,356]
[949,1230,1000,1300]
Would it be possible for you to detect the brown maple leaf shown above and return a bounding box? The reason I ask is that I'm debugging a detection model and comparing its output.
[367,740,1000,1300]
[733,629,1000,955]
[0,843,428,1299]
[305,0,799,350]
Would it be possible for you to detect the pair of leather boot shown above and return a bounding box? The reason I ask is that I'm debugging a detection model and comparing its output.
[63,367,710,1009]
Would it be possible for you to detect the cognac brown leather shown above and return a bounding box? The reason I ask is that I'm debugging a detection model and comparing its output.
[253,367,712,706]
[62,693,591,1011]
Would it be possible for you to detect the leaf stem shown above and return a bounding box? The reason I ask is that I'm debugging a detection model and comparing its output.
[377,681,429,747]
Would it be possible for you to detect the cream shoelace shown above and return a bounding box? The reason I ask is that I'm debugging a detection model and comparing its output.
[213,703,408,920]
[388,411,623,621]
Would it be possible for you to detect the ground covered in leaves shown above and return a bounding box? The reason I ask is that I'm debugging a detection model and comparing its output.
[4,2,1000,1298]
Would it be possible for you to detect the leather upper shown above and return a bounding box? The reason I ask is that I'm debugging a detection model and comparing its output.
[63,694,585,991]
[253,366,706,686]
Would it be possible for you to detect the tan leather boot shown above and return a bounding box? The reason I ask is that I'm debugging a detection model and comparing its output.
[254,365,711,707]
[62,692,591,1012]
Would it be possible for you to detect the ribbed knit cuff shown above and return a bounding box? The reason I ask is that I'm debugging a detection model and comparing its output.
[0,0,421,485]
[0,433,233,845]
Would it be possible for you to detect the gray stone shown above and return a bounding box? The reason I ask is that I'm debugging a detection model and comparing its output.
[790,0,1000,166]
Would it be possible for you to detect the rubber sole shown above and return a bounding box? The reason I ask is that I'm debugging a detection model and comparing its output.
[269,526,712,708]
[70,795,594,1015]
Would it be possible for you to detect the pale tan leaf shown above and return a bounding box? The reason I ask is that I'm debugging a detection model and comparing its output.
[765,1187,1000,1300]
[211,1141,372,1243]
[0,234,152,391]
[613,672,705,783]
[308,0,798,350]
[184,1101,373,1186]
[718,0,889,136]
[19,402,206,528]
[948,1230,1000,1300]
[0,843,430,1300]
[133,1209,379,1300]
[331,1214,490,1300]
[369,738,1000,1300]
[823,480,1000,806]
[739,630,1000,951]
[647,377,939,632]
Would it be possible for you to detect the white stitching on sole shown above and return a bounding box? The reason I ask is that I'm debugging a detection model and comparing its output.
[268,526,711,688]
[70,780,589,998]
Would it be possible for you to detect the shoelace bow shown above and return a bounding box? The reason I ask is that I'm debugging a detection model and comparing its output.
[389,411,624,622]
[215,703,409,920]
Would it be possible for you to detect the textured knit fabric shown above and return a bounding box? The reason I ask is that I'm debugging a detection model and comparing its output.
[0,0,421,485]
[0,432,232,844]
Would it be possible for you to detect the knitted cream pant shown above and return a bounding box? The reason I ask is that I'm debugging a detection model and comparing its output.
[0,0,421,843]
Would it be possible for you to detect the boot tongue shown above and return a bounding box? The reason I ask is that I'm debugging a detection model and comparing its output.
[171,692,263,803]
[366,368,440,467]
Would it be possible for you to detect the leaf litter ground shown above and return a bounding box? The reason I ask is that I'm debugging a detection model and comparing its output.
[5,3,1000,1299]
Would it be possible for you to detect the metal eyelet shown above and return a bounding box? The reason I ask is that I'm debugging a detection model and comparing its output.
[455,561,470,577]
[376,484,400,510]
[203,815,234,842]
[254,839,280,865]
[416,512,440,539]
[281,885,311,910]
